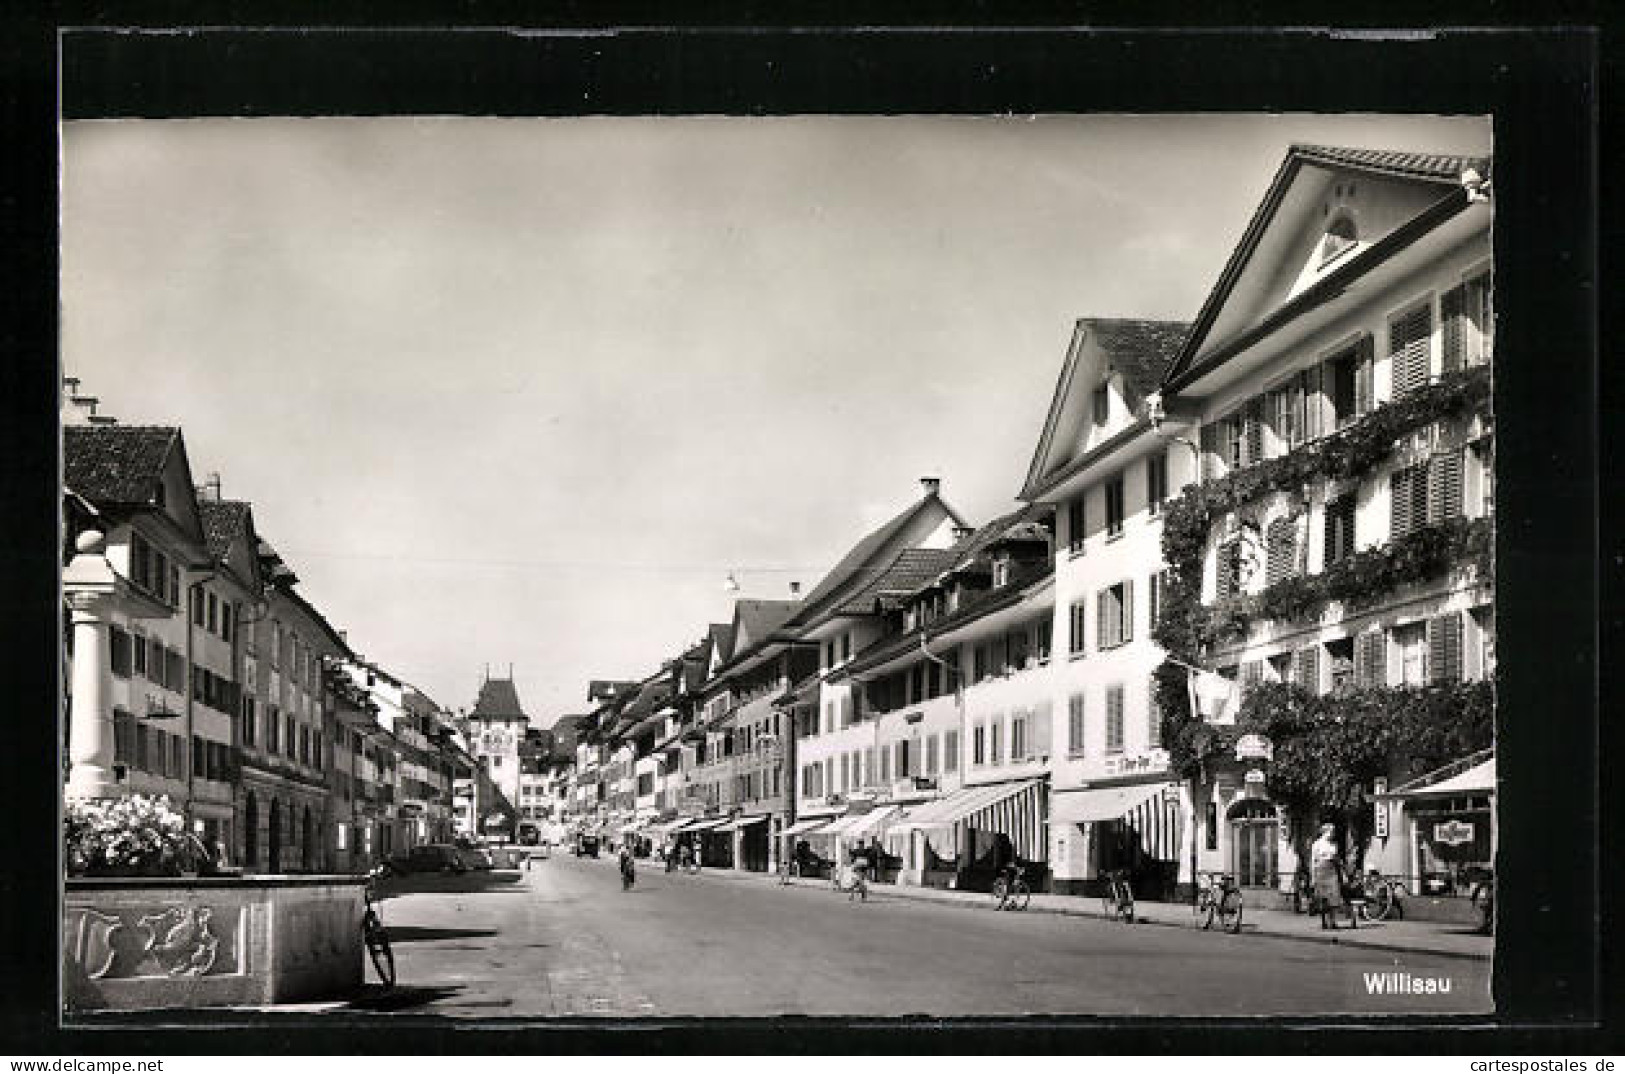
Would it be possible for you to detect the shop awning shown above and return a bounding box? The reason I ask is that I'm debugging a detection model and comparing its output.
[841,805,897,839]
[677,816,731,834]
[1385,756,1496,799]
[782,817,832,837]
[645,819,685,838]
[719,814,770,833]
[1050,783,1166,825]
[817,811,873,837]
[890,778,1047,860]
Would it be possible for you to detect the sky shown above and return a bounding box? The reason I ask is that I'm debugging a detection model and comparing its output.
[60,113,1490,726]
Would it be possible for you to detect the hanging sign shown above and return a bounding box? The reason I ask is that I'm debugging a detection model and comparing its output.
[1373,778,1389,838]
[1433,819,1475,847]
[1235,734,1274,762]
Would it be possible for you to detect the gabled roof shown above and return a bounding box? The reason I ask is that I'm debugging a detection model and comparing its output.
[1019,319,1188,501]
[587,680,638,703]
[835,547,963,615]
[63,425,180,506]
[732,598,802,652]
[1164,142,1488,385]
[197,499,252,562]
[472,677,528,721]
[707,623,736,665]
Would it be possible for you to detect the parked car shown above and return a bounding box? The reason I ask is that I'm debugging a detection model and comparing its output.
[459,846,495,871]
[389,843,467,875]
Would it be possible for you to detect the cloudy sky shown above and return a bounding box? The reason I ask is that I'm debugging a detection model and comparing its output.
[60,113,1490,725]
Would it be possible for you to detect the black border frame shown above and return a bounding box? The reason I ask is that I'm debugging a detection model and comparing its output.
[1,14,1606,1055]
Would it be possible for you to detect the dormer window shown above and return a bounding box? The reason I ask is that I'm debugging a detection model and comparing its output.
[992,556,1012,588]
[1318,213,1357,266]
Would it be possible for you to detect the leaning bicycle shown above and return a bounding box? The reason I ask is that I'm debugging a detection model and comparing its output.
[361,865,396,987]
[1101,868,1135,923]
[1356,870,1408,922]
[778,857,803,886]
[1194,872,1244,933]
[992,864,1031,911]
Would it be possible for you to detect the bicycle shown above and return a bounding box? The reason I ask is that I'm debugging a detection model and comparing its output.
[991,864,1031,911]
[361,865,396,987]
[1355,871,1408,922]
[1290,867,1315,915]
[1194,872,1244,933]
[778,858,803,886]
[1101,868,1135,923]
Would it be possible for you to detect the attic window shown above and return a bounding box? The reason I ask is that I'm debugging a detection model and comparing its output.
[1318,214,1358,266]
[1092,385,1110,425]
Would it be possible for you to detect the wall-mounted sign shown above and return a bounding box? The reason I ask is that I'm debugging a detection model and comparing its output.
[1243,768,1267,786]
[1235,734,1274,762]
[1373,778,1389,838]
[1433,819,1475,847]
[1104,750,1170,777]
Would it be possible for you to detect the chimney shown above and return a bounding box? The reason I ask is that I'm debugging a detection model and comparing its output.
[789,581,802,597]
[919,476,941,496]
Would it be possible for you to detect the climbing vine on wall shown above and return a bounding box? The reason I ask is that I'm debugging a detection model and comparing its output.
[1151,364,1495,815]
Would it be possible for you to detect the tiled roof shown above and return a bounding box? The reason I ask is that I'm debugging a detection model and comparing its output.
[587,680,638,703]
[63,425,179,507]
[792,492,960,617]
[1086,318,1190,400]
[734,599,801,647]
[707,623,736,664]
[948,503,1050,568]
[1291,143,1491,182]
[197,499,250,562]
[835,547,962,615]
[472,677,527,720]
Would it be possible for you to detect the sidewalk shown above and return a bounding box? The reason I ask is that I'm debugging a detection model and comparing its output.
[701,865,1493,962]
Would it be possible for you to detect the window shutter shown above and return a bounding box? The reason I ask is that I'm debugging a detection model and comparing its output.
[1356,632,1388,687]
[1105,687,1124,753]
[1305,363,1327,439]
[1266,518,1296,586]
[1440,283,1467,374]
[1390,305,1433,397]
[1200,421,1220,479]
[1294,646,1321,692]
[1096,590,1108,649]
[1391,468,1416,540]
[1355,335,1375,413]
[1428,449,1465,524]
[1068,694,1085,754]
[1122,580,1134,644]
[109,627,131,677]
[1428,613,1464,683]
[1244,398,1264,464]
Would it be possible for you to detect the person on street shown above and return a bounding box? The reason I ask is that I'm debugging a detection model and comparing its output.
[849,840,871,902]
[619,843,636,890]
[1310,822,1355,930]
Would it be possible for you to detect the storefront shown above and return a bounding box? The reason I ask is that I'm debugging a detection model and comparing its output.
[1379,750,1495,898]
[720,813,771,872]
[887,777,1046,892]
[1050,780,1183,899]
[782,814,836,877]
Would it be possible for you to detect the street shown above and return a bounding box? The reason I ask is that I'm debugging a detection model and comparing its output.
[354,855,1492,1018]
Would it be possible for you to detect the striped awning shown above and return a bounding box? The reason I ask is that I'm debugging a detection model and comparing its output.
[841,805,896,840]
[719,814,770,833]
[891,778,1047,860]
[676,816,731,834]
[782,817,832,837]
[1054,781,1184,864]
[1051,783,1164,824]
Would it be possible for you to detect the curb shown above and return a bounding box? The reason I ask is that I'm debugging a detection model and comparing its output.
[695,865,1492,963]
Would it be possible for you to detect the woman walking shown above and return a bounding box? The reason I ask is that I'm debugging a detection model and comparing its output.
[1310,823,1355,930]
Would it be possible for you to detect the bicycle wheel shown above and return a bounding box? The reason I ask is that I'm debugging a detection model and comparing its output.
[1196,892,1216,930]
[992,877,1009,908]
[362,910,396,987]
[1009,880,1031,912]
[1218,890,1244,933]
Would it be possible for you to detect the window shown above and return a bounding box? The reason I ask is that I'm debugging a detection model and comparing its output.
[1215,540,1243,600]
[1068,694,1085,756]
[897,740,912,779]
[1067,497,1086,554]
[1148,683,1162,748]
[926,735,939,775]
[839,695,853,729]
[1265,517,1299,586]
[1324,494,1358,566]
[944,730,960,773]
[1008,626,1030,671]
[131,629,147,677]
[192,734,205,779]
[1105,475,1125,537]
[149,638,166,688]
[1069,601,1087,656]
[992,556,1012,588]
[841,633,852,662]
[243,697,257,746]
[1092,384,1110,425]
[1293,645,1322,694]
[109,626,132,678]
[1390,464,1431,540]
[1267,377,1305,449]
[1389,302,1433,399]
[192,586,205,627]
[1427,449,1465,525]
[1319,213,1357,264]
[1105,686,1125,754]
[1441,272,1492,371]
[972,723,986,766]
[112,708,135,766]
[1148,570,1168,630]
[206,591,218,633]
[1011,712,1027,761]
[840,752,850,792]
[1395,623,1427,686]
[1096,580,1134,650]
[1034,616,1052,663]
[990,720,1003,765]
[1147,452,1168,515]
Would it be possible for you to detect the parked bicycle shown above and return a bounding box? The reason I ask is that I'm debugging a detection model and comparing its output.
[1290,866,1315,915]
[1470,872,1495,935]
[361,865,396,987]
[778,857,803,886]
[992,864,1031,912]
[1101,868,1135,923]
[1194,872,1244,933]
[1355,870,1408,922]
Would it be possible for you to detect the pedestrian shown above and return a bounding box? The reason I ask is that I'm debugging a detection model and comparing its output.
[1310,822,1354,931]
[849,840,871,902]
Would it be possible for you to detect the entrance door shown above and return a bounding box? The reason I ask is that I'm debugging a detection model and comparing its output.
[1229,799,1279,890]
